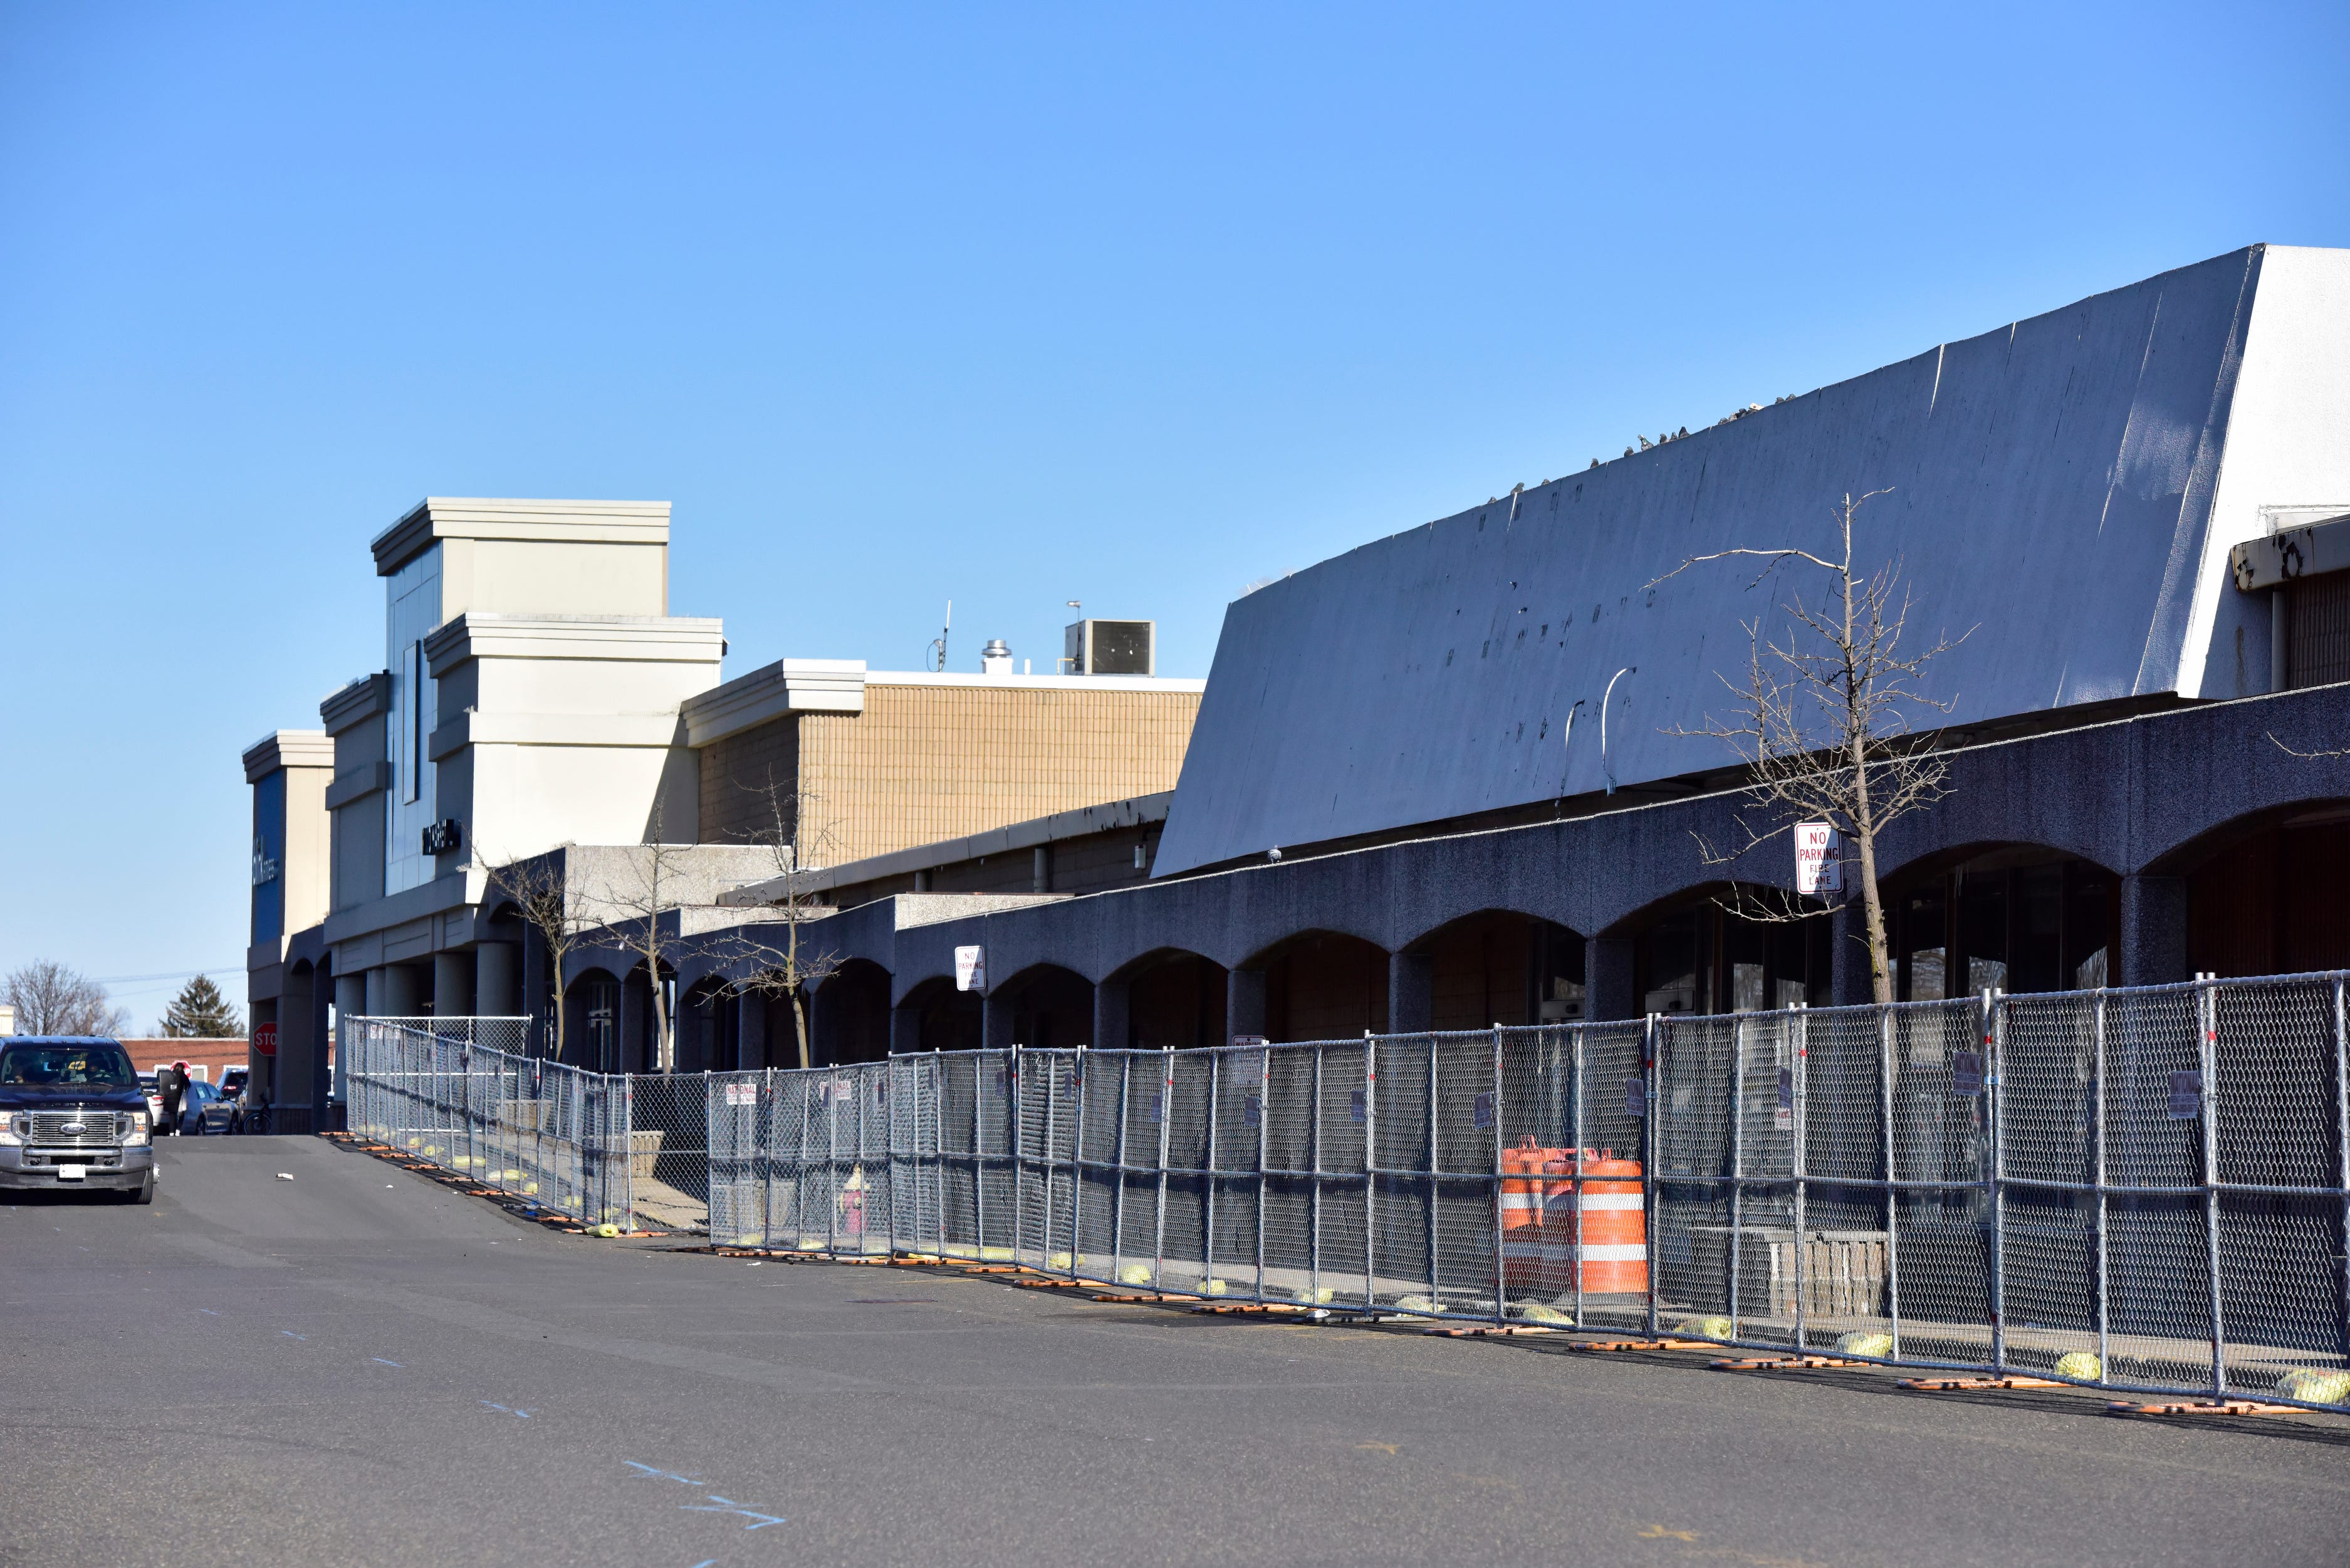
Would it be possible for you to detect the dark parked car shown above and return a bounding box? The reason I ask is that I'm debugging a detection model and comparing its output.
[178,1079,234,1136]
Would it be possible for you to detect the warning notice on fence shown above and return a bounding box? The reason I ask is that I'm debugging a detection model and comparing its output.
[2169,1070,2203,1119]
[1625,1076,1646,1119]
[724,1082,758,1106]
[1951,1050,1983,1095]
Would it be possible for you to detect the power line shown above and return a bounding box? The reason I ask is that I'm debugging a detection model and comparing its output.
[87,964,243,986]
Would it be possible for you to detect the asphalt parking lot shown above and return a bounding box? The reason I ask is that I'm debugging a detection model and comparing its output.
[4,1134,2344,1568]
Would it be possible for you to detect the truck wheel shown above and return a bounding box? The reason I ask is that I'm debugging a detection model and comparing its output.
[125,1178,155,1205]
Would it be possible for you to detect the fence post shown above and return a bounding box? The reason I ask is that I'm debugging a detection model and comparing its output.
[1010,1043,1024,1267]
[1153,1048,1173,1292]
[969,1056,985,1257]
[798,1064,817,1251]
[1879,1006,1901,1359]
[1571,1024,1586,1329]
[1255,1047,1269,1305]
[1310,1042,1324,1309]
[1069,1047,1087,1278]
[1112,1052,1131,1283]
[2092,990,2109,1384]
[1729,1015,1747,1340]
[2200,978,2224,1399]
[1425,1033,1439,1309]
[1987,987,2007,1376]
[1204,1050,1220,1293]
[1644,1013,1661,1339]
[1491,1025,1506,1327]
[2334,977,2350,1366]
[1364,1035,1379,1310]
[1792,1003,1809,1353]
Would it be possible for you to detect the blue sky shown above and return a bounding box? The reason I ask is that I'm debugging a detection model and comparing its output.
[3,1,2344,1023]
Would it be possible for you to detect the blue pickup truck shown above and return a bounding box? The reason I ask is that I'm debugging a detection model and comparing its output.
[0,1037,157,1202]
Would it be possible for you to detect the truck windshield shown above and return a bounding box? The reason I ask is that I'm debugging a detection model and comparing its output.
[0,1045,137,1087]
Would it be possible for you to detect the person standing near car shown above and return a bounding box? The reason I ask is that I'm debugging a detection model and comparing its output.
[155,1060,186,1135]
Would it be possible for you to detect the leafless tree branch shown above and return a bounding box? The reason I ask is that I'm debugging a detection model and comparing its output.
[482,850,595,1061]
[1663,489,1971,1001]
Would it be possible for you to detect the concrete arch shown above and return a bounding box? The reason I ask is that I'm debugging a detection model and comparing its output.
[813,958,891,1065]
[1880,841,2123,999]
[677,972,734,1074]
[1105,948,1230,1051]
[1395,904,1577,956]
[989,962,1094,1051]
[1240,929,1390,1043]
[1396,908,1588,1030]
[1879,837,2123,887]
[1589,880,1837,1017]
[561,966,622,1072]
[899,974,981,1054]
[2142,795,2350,877]
[2158,797,2350,980]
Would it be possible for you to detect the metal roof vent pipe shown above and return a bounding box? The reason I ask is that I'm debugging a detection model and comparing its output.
[981,638,1013,677]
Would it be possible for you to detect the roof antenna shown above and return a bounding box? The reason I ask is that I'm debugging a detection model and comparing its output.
[926,601,953,672]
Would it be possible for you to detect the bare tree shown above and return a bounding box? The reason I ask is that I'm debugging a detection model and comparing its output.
[590,804,699,1072]
[6,960,131,1036]
[1654,489,1969,1003]
[483,850,597,1062]
[702,776,842,1070]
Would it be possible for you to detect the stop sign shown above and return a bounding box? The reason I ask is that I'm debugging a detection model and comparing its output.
[253,1022,278,1058]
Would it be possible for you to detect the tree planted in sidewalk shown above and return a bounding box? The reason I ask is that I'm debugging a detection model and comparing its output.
[483,850,597,1062]
[591,805,699,1072]
[701,776,842,1070]
[1653,489,1969,1003]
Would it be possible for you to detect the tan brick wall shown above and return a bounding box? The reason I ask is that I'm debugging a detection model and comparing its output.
[698,713,802,845]
[796,682,1198,866]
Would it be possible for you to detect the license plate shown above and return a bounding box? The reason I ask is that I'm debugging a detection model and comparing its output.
[56,1164,87,1181]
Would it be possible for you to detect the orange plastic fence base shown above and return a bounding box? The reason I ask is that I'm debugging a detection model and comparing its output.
[1711,1356,1862,1372]
[1570,1338,1723,1353]
[2106,1399,2311,1418]
[1898,1376,2067,1392]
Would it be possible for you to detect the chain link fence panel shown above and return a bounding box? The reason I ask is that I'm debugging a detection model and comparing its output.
[344,971,2350,1411]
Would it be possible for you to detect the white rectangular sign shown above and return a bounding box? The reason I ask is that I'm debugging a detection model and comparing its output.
[954,944,986,993]
[1795,822,1843,896]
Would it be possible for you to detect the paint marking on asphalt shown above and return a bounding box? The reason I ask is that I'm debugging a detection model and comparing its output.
[682,1495,786,1530]
[373,1357,403,1366]
[282,1330,307,1340]
[626,1461,708,1485]
[481,1401,532,1418]
[199,1308,220,1316]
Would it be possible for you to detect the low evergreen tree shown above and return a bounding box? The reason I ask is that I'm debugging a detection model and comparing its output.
[160,975,243,1038]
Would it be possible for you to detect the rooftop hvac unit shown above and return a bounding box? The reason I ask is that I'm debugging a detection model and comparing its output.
[1063,618,1154,676]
